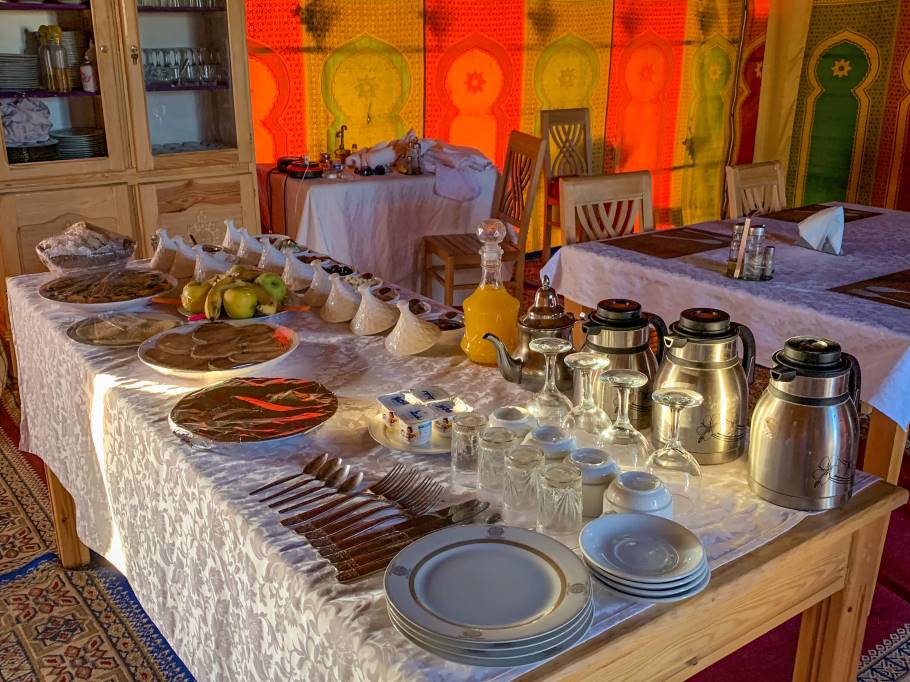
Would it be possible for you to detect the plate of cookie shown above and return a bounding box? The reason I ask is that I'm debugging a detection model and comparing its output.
[39,268,176,312]
[138,319,299,381]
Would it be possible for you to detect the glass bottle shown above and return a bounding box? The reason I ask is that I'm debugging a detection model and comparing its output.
[460,219,520,365]
[561,351,611,448]
[742,225,766,280]
[46,26,71,93]
[725,222,744,278]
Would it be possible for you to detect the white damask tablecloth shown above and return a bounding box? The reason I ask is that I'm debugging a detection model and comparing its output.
[542,203,910,429]
[8,273,874,681]
[264,166,498,291]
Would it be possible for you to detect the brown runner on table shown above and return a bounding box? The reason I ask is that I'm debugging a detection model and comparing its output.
[831,269,910,311]
[605,227,729,259]
[762,204,881,223]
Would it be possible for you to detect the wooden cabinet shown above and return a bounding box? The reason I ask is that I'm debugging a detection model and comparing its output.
[136,173,257,253]
[0,0,259,328]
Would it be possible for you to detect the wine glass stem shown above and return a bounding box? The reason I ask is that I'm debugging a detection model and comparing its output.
[615,385,631,428]
[578,368,594,407]
[544,352,559,393]
[666,404,682,449]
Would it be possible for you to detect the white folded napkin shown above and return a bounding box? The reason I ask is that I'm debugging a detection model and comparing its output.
[221,219,243,252]
[282,255,315,291]
[193,245,234,281]
[236,228,263,265]
[797,205,845,255]
[258,239,287,273]
[169,237,197,279]
[149,227,177,272]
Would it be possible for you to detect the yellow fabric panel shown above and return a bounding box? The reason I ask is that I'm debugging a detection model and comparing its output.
[301,0,424,155]
[519,0,613,252]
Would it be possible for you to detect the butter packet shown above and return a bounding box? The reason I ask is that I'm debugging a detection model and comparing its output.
[427,398,471,438]
[407,386,451,403]
[377,391,417,426]
[394,404,439,445]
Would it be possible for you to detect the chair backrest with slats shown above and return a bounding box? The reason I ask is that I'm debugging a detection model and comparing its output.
[559,171,654,243]
[491,130,547,252]
[539,108,593,181]
[725,161,786,218]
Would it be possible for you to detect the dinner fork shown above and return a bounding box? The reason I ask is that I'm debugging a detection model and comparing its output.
[257,457,342,504]
[248,453,329,495]
[280,463,414,527]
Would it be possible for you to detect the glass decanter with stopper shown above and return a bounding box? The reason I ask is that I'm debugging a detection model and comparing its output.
[460,219,520,365]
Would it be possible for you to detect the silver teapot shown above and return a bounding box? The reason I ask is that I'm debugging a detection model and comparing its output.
[485,276,575,392]
[748,337,860,510]
[580,299,667,429]
[653,308,756,464]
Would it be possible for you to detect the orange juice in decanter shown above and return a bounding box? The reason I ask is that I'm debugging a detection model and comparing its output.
[460,219,520,365]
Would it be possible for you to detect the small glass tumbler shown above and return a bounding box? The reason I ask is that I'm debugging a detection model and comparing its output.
[451,412,488,487]
[537,463,583,539]
[502,445,545,528]
[477,427,516,501]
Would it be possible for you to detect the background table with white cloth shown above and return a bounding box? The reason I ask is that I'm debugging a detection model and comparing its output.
[8,269,898,681]
[264,167,497,291]
[541,203,910,482]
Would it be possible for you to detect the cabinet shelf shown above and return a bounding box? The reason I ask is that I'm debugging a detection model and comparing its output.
[0,89,100,99]
[0,2,90,10]
[137,6,223,12]
[145,82,229,93]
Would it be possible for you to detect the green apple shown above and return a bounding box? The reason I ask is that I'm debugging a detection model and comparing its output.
[222,285,259,319]
[181,280,212,314]
[254,272,288,305]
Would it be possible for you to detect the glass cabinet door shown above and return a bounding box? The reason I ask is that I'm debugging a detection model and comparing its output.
[0,2,120,172]
[130,0,238,163]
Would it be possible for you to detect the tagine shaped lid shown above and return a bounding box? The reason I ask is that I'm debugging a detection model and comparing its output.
[521,276,574,330]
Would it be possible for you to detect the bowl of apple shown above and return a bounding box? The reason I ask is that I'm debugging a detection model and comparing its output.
[178,265,298,321]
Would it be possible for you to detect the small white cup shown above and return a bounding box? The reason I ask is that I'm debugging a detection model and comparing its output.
[603,470,673,519]
[523,425,576,461]
[569,448,620,517]
[489,405,537,439]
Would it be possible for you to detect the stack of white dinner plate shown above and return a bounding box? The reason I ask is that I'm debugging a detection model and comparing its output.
[384,525,593,666]
[50,128,107,159]
[0,54,40,91]
[579,513,710,604]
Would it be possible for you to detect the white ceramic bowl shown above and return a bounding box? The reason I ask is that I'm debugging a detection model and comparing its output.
[523,425,576,461]
[489,405,537,439]
[603,470,673,519]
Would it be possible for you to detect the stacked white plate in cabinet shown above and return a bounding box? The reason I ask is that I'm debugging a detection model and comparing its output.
[579,514,710,604]
[384,525,593,666]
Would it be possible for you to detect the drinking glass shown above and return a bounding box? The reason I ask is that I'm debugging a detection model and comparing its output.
[645,388,704,524]
[451,412,488,488]
[561,351,611,448]
[526,337,573,426]
[599,369,652,470]
[537,463,583,539]
[477,427,515,501]
[502,445,544,528]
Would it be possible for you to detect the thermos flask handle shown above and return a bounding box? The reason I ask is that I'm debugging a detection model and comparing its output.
[844,352,862,408]
[644,312,668,364]
[734,323,757,384]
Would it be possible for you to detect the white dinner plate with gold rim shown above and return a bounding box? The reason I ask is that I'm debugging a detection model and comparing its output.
[367,415,450,455]
[388,600,594,666]
[579,513,706,583]
[384,525,591,645]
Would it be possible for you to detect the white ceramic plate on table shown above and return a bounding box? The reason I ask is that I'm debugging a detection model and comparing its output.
[579,513,705,583]
[589,563,711,604]
[367,415,450,455]
[138,319,298,382]
[38,270,177,313]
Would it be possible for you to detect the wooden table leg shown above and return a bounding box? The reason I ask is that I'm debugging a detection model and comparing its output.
[45,464,90,569]
[863,406,907,484]
[792,513,890,682]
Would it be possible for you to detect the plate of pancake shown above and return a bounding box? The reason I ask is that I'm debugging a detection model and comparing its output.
[138,320,298,381]
[39,268,176,312]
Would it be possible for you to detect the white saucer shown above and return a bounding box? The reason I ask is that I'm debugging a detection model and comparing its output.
[585,558,709,596]
[591,564,710,604]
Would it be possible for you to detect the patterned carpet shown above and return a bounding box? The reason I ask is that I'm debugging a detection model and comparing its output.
[1,266,908,680]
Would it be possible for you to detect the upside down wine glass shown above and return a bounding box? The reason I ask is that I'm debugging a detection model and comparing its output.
[598,369,652,470]
[526,337,573,427]
[561,351,611,448]
[645,388,704,524]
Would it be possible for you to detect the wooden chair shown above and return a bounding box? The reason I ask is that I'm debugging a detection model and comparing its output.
[422,131,547,306]
[559,171,655,244]
[540,108,593,262]
[725,161,786,218]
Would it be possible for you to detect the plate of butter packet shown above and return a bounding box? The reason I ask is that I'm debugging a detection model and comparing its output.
[368,386,471,454]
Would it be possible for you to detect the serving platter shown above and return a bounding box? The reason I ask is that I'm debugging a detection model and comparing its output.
[39,269,177,313]
[138,319,298,382]
[367,415,450,455]
[66,311,182,347]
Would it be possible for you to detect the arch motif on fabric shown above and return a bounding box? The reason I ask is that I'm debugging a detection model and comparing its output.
[732,36,765,165]
[534,34,599,111]
[321,34,411,151]
[247,39,293,162]
[795,29,879,204]
[886,49,910,208]
[435,33,512,166]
